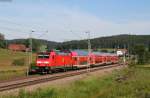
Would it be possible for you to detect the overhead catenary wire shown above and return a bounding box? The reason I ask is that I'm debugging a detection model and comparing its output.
[0,19,91,43]
[69,30,92,44]
[0,26,28,33]
[0,19,92,49]
[0,19,45,31]
[0,19,50,39]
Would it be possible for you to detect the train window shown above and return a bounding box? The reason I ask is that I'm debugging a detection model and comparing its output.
[52,55,55,59]
[73,57,77,61]
[38,55,49,59]
[90,57,92,60]
[57,52,70,56]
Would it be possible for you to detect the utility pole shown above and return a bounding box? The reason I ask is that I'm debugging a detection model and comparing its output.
[29,31,33,65]
[128,33,131,62]
[27,30,34,76]
[123,44,126,65]
[86,31,91,72]
[5,40,7,49]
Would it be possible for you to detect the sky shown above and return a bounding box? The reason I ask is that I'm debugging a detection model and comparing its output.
[0,0,150,42]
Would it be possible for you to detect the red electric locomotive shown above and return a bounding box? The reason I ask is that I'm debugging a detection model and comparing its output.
[35,50,75,73]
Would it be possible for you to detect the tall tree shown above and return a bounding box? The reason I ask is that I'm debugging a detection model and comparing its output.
[133,44,149,64]
[149,42,150,52]
[0,33,4,40]
[0,33,5,48]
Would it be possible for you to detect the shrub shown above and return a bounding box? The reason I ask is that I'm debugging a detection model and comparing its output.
[30,62,36,66]
[12,58,25,66]
[101,49,108,53]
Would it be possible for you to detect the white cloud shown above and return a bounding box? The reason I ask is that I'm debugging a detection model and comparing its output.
[0,4,150,42]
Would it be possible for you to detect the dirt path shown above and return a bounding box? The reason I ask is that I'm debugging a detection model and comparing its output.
[0,65,126,96]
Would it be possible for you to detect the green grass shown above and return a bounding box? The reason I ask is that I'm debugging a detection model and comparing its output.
[0,48,35,80]
[2,66,150,98]
[0,70,26,80]
[0,49,28,66]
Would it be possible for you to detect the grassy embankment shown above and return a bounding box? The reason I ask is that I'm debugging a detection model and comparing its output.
[3,65,150,98]
[0,49,35,80]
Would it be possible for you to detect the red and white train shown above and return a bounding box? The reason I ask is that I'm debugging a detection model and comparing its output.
[30,50,119,74]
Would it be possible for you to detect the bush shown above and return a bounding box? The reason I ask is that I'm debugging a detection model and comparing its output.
[29,62,37,69]
[12,58,25,66]
[101,49,108,53]
[30,62,36,66]
[133,44,150,65]
[0,40,6,48]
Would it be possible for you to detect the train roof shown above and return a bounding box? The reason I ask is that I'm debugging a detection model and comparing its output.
[37,50,117,56]
[71,50,89,56]
[56,52,70,55]
[92,52,117,56]
[92,52,103,55]
[71,50,118,56]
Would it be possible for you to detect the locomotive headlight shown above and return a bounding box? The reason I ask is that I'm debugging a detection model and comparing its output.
[37,61,42,64]
[44,61,49,64]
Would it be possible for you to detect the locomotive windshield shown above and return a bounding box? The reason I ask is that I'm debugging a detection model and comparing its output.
[37,53,49,59]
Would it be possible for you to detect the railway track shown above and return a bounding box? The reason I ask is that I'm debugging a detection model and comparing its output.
[0,64,121,92]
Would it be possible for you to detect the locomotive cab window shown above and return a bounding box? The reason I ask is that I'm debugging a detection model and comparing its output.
[38,53,50,59]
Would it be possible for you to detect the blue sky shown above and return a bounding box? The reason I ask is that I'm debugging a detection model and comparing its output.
[0,0,150,41]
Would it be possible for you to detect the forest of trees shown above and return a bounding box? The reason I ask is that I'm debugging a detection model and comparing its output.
[57,34,150,50]
[0,33,6,48]
[133,44,150,64]
[1,34,150,54]
[6,39,58,52]
[1,34,150,51]
[0,33,58,52]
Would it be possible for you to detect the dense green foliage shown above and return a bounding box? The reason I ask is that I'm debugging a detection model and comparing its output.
[5,34,150,51]
[7,39,59,52]
[2,34,150,53]
[3,67,150,98]
[57,34,150,50]
[0,33,4,40]
[0,40,6,48]
[0,33,6,48]
[12,58,26,66]
[133,44,150,64]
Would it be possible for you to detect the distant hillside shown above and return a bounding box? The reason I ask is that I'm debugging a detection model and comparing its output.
[7,39,59,50]
[6,34,150,50]
[57,34,150,50]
